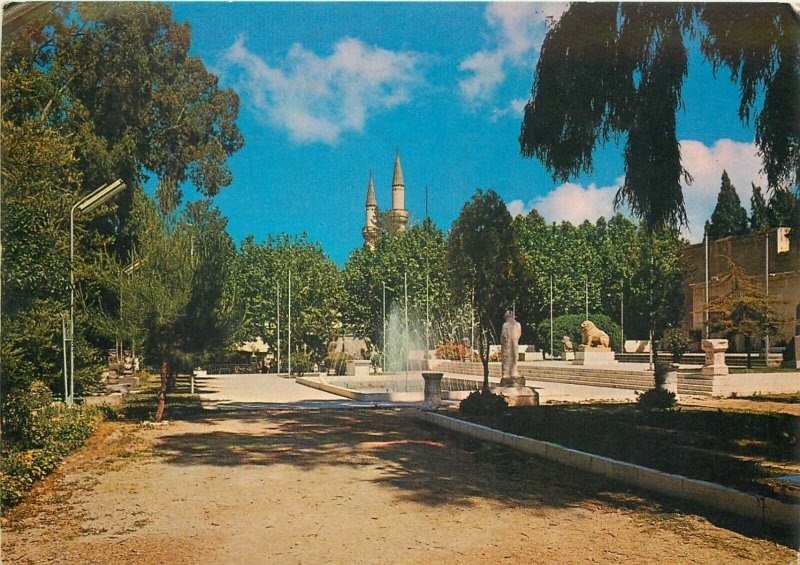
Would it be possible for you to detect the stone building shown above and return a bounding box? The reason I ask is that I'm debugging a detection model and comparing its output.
[682,227,799,350]
[362,150,409,249]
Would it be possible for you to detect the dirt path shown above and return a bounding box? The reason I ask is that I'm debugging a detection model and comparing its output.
[2,407,795,564]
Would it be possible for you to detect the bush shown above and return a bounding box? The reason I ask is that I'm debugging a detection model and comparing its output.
[661,326,689,363]
[435,343,466,361]
[535,313,622,356]
[323,353,353,375]
[459,390,508,417]
[1,404,105,509]
[637,364,677,410]
[3,381,53,445]
[290,352,313,376]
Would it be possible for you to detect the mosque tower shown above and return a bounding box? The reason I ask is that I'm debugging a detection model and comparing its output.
[385,149,409,235]
[361,172,379,250]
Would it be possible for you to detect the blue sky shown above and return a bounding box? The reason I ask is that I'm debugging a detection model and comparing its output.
[170,2,764,265]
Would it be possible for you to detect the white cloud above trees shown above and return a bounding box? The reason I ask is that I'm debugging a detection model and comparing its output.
[507,139,767,241]
[219,36,424,144]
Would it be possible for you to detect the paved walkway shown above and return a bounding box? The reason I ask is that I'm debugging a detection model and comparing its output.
[196,372,345,408]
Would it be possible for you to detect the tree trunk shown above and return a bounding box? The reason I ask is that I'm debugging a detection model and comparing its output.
[479,326,490,393]
[154,359,168,421]
[745,336,752,370]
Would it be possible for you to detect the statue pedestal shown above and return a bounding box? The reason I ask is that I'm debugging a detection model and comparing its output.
[493,386,539,407]
[346,360,371,378]
[561,351,575,361]
[701,339,729,376]
[572,350,617,366]
[421,372,443,411]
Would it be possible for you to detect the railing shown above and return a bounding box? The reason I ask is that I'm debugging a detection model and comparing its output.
[204,364,262,375]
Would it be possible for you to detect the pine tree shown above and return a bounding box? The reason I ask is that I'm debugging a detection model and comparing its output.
[767,189,798,228]
[707,171,748,239]
[749,184,769,232]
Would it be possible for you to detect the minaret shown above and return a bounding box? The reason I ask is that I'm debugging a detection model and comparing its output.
[386,149,409,234]
[361,172,379,250]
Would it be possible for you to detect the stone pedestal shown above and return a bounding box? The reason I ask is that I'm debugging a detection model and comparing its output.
[701,339,729,376]
[493,386,539,407]
[561,351,575,361]
[346,359,371,378]
[519,351,544,361]
[572,350,617,366]
[793,336,800,370]
[421,372,443,410]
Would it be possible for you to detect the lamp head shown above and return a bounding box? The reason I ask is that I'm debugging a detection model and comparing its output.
[77,179,127,214]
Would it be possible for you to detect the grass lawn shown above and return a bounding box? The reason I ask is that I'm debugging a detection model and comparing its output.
[458,403,799,499]
[119,374,205,422]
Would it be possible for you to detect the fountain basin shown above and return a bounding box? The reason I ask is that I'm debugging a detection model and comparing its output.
[296,373,481,402]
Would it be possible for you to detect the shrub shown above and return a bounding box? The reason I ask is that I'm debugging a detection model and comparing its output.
[290,352,313,376]
[435,343,466,361]
[459,390,508,417]
[535,314,622,356]
[661,326,689,363]
[3,381,53,445]
[637,364,677,410]
[1,404,105,509]
[324,353,353,375]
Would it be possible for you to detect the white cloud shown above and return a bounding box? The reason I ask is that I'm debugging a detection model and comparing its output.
[680,138,766,241]
[506,139,766,241]
[220,36,423,144]
[459,2,568,105]
[508,177,624,224]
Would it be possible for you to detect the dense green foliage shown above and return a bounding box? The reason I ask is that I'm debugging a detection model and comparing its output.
[229,234,344,365]
[514,212,686,350]
[749,184,769,232]
[447,190,526,389]
[707,171,749,239]
[520,3,799,231]
[535,314,622,357]
[459,390,508,418]
[1,382,106,509]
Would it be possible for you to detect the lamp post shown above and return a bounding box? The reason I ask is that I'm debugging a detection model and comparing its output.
[68,179,126,405]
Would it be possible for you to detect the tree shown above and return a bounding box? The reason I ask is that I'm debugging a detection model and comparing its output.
[767,189,798,228]
[342,218,454,352]
[446,190,525,391]
[749,184,769,232]
[707,171,748,240]
[123,190,194,421]
[705,259,782,369]
[519,3,798,232]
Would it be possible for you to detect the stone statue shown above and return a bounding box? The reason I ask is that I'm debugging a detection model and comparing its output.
[500,310,523,385]
[562,336,573,352]
[578,320,611,351]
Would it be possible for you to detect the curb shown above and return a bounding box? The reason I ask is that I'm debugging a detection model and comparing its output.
[415,411,799,530]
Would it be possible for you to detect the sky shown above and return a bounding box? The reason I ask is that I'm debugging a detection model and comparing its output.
[170,2,765,265]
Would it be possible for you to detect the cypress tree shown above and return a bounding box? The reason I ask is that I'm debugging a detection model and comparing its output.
[749,183,769,232]
[707,171,748,239]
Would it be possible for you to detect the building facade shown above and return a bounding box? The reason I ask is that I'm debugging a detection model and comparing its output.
[682,227,799,350]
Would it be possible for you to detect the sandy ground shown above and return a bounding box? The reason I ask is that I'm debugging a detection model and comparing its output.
[2,375,797,563]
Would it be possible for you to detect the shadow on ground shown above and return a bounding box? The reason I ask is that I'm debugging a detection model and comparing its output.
[150,408,797,548]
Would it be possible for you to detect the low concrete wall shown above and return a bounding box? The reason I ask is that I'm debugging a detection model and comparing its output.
[296,376,474,402]
[712,372,800,397]
[415,411,799,529]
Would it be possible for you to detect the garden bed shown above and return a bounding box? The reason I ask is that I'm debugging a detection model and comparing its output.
[456,403,799,500]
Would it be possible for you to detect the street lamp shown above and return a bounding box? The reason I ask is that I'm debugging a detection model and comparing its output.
[68,179,127,405]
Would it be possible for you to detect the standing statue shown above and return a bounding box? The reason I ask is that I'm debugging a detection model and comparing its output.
[500,310,523,386]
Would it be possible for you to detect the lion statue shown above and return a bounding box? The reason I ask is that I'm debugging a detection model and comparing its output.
[580,320,610,350]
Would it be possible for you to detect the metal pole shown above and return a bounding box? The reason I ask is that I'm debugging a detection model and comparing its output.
[550,275,554,359]
[704,229,709,339]
[276,280,280,374]
[620,284,625,354]
[765,231,770,361]
[383,282,387,372]
[426,273,430,354]
[288,269,292,377]
[69,204,77,406]
[61,314,69,403]
[404,271,409,390]
[584,277,589,320]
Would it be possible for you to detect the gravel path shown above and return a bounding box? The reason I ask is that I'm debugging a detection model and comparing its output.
[2,406,794,564]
